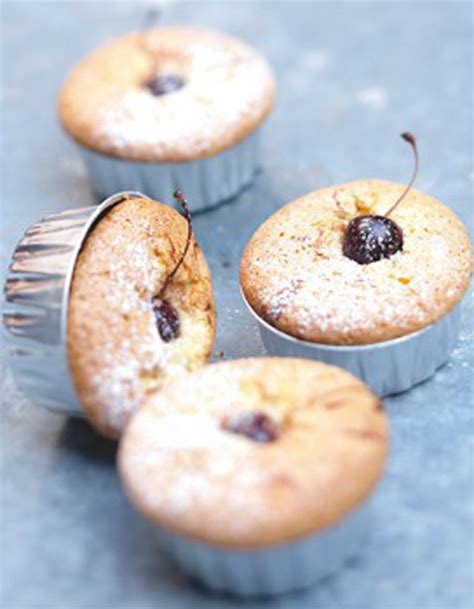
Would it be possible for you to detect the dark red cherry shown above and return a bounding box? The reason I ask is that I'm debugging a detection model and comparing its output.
[222,411,279,443]
[152,298,180,342]
[342,132,418,265]
[151,190,192,343]
[342,215,403,264]
[146,74,184,96]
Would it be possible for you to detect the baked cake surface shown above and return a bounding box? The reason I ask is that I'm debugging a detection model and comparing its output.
[240,180,473,345]
[68,195,215,438]
[59,27,275,162]
[119,358,388,548]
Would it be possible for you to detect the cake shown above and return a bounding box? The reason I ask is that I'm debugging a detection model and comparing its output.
[68,193,215,438]
[58,26,276,208]
[240,137,472,345]
[119,357,388,595]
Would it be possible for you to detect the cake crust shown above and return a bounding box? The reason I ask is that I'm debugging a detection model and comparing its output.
[59,27,275,162]
[119,358,388,549]
[67,195,215,438]
[240,180,473,345]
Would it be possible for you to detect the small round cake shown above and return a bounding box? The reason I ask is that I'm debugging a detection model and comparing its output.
[59,26,275,161]
[240,179,472,345]
[119,358,387,594]
[68,195,215,439]
[58,27,275,208]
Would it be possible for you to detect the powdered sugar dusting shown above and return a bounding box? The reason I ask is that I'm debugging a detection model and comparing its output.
[68,199,214,436]
[242,181,473,344]
[87,29,274,160]
[78,236,167,431]
[120,358,386,545]
[122,362,276,536]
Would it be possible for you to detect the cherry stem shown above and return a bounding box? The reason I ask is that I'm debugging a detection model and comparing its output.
[138,6,161,75]
[385,132,419,217]
[157,190,193,298]
[140,5,161,31]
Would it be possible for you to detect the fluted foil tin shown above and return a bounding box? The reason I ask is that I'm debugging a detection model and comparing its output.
[3,191,150,416]
[241,291,462,397]
[79,130,261,212]
[155,502,370,597]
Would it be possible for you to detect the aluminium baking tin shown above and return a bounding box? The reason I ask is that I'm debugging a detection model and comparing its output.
[241,290,462,396]
[3,191,150,416]
[80,130,261,212]
[155,501,371,597]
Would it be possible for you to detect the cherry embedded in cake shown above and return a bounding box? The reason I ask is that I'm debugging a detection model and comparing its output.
[221,410,280,443]
[58,27,276,209]
[342,214,404,264]
[240,135,472,347]
[150,190,193,343]
[67,193,216,439]
[342,132,417,265]
[146,74,185,96]
[152,297,180,342]
[119,357,388,549]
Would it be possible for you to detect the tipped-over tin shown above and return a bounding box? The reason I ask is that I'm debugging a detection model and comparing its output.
[3,192,150,416]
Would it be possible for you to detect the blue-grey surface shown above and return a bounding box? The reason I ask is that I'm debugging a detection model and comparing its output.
[1,2,473,608]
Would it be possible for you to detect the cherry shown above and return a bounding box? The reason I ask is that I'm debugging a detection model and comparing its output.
[342,132,418,265]
[152,297,180,342]
[146,74,184,96]
[152,190,192,342]
[342,215,403,264]
[137,9,184,97]
[222,411,279,443]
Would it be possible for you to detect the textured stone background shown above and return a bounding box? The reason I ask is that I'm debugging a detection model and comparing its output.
[1,2,473,608]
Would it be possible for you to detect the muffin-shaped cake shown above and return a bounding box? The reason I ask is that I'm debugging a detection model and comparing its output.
[119,358,388,596]
[59,27,276,210]
[240,135,472,394]
[68,193,215,438]
[241,179,472,345]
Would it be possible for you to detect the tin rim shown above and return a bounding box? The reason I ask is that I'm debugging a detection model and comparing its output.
[239,286,458,352]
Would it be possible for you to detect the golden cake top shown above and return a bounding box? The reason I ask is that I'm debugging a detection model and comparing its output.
[59,27,275,162]
[240,180,472,345]
[119,358,388,548]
